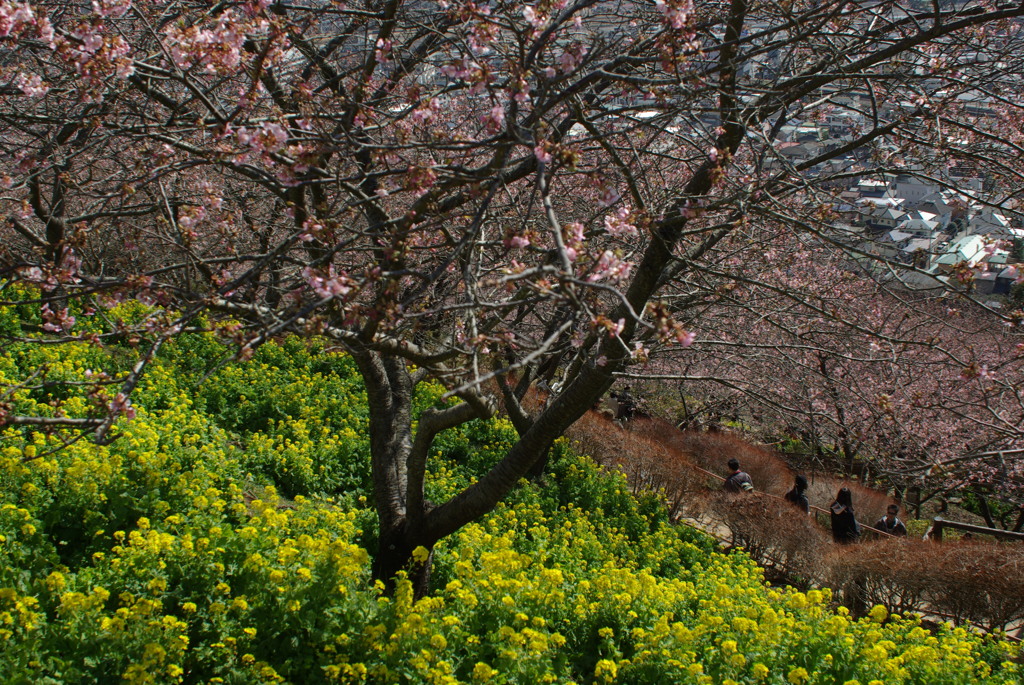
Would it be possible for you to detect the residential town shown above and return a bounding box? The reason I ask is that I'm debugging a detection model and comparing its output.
[839,174,1022,294]
[764,96,1024,295]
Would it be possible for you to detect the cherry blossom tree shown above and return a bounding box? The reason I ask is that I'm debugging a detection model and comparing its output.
[3,0,1024,585]
[643,237,1024,510]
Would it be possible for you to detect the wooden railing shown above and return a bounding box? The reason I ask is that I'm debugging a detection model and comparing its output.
[928,517,1024,543]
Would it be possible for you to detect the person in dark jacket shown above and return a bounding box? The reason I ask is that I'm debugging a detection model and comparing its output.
[612,386,638,421]
[874,504,907,537]
[784,474,810,514]
[723,458,754,493]
[830,487,860,544]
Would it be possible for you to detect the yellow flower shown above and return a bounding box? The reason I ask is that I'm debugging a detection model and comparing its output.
[471,662,497,681]
[412,546,430,563]
[752,663,769,680]
[45,572,66,592]
[594,659,618,682]
[788,667,809,684]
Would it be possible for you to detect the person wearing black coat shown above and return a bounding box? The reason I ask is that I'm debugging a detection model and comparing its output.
[784,474,810,514]
[830,487,860,544]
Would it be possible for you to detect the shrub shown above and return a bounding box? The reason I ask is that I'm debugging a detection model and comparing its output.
[830,540,1024,632]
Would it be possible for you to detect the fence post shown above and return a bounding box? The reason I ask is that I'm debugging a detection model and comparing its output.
[932,517,943,543]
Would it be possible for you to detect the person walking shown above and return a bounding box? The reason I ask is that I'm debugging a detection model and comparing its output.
[615,386,638,422]
[874,504,908,537]
[723,458,754,493]
[830,487,860,544]
[784,474,810,514]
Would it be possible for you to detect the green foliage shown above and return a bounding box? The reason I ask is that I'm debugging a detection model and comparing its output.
[194,342,371,498]
[1,311,1021,683]
[156,328,231,388]
[958,490,1021,530]
[1009,281,1024,308]
[1011,237,1024,263]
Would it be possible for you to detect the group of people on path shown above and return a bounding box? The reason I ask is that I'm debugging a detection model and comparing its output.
[723,460,908,543]
[828,491,907,543]
[609,386,641,422]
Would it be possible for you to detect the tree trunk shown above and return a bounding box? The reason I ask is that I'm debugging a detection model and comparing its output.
[527,446,551,481]
[910,486,922,518]
[973,489,996,529]
[372,519,432,598]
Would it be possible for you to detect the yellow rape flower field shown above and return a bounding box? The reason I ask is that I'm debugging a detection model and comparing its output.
[0,301,1021,683]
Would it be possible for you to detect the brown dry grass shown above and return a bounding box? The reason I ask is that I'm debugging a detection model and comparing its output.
[829,541,1024,631]
[658,427,795,495]
[705,491,831,587]
[566,414,707,520]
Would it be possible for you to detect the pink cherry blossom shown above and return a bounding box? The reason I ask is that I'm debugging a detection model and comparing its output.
[603,207,638,237]
[92,0,131,18]
[108,392,136,420]
[14,72,47,97]
[588,251,632,284]
[165,11,248,75]
[556,44,588,75]
[39,304,76,333]
[654,0,693,30]
[259,121,289,153]
[302,265,355,300]
[596,184,621,207]
[482,104,505,134]
[676,330,696,347]
[522,6,545,28]
[375,38,393,65]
